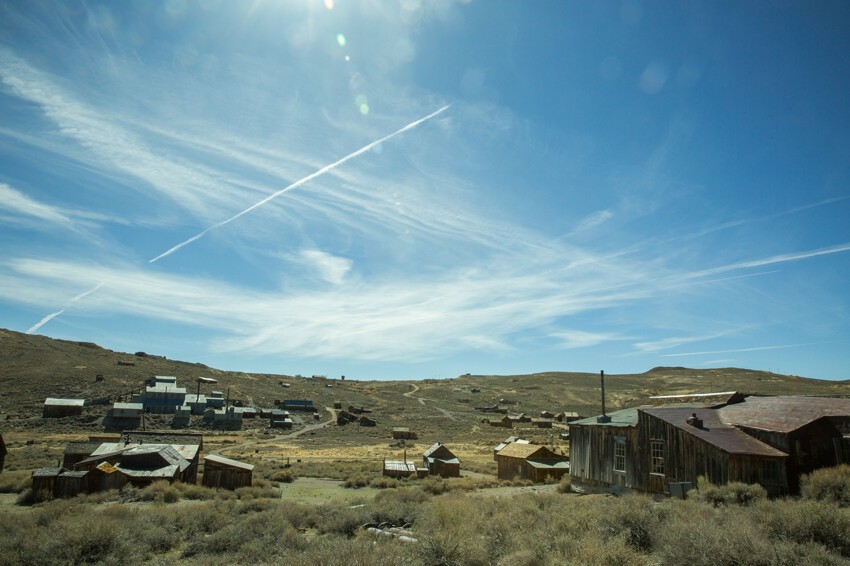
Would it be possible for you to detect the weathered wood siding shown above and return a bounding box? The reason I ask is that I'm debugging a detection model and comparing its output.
[637,412,788,495]
[569,423,638,493]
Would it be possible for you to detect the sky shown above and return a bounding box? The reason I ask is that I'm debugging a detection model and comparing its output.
[1,1,849,381]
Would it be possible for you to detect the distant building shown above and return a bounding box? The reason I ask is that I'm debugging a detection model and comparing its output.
[392,427,418,440]
[423,443,461,478]
[43,398,85,418]
[359,416,377,427]
[495,443,568,483]
[383,460,419,479]
[202,454,253,490]
[136,380,187,414]
[531,418,553,428]
[203,407,243,429]
[108,402,144,419]
[493,437,531,461]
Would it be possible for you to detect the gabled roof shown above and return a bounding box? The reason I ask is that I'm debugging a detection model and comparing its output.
[423,443,457,461]
[719,396,850,434]
[570,407,640,427]
[641,407,787,457]
[497,443,560,460]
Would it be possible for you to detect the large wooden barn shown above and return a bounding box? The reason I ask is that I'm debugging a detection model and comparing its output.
[570,395,850,496]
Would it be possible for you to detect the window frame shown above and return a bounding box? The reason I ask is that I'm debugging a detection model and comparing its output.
[650,440,665,476]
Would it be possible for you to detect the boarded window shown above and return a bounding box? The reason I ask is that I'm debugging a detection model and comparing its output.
[614,439,626,472]
[650,440,664,475]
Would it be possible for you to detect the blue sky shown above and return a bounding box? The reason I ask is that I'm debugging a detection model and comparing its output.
[1,1,849,381]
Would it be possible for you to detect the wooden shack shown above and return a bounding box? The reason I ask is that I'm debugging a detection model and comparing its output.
[43,398,85,418]
[382,460,418,479]
[489,415,513,428]
[31,467,63,500]
[337,410,357,425]
[62,441,103,469]
[423,443,461,478]
[359,416,377,427]
[532,418,553,428]
[392,427,418,440]
[495,443,568,483]
[202,454,253,490]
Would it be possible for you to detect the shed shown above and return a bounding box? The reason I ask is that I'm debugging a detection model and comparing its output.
[540,411,555,419]
[423,443,461,478]
[32,467,63,500]
[359,416,377,427]
[532,418,554,428]
[270,417,293,429]
[495,443,568,483]
[108,402,144,419]
[489,415,513,428]
[43,398,85,418]
[392,427,418,440]
[202,454,254,489]
[337,410,357,425]
[383,460,417,479]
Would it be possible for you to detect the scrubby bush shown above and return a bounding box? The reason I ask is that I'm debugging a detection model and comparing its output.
[271,468,298,483]
[691,476,767,507]
[556,475,572,494]
[0,470,31,493]
[597,495,666,552]
[757,499,850,556]
[370,476,400,489]
[801,465,850,506]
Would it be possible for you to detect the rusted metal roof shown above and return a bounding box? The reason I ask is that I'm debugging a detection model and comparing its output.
[649,391,745,407]
[497,443,553,460]
[641,407,787,457]
[719,396,850,433]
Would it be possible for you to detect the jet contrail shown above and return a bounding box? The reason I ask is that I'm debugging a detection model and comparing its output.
[149,104,451,263]
[25,281,106,334]
[26,309,65,334]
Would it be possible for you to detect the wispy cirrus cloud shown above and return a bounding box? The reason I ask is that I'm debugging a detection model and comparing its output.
[294,250,353,285]
[633,330,739,353]
[0,182,74,229]
[552,330,624,349]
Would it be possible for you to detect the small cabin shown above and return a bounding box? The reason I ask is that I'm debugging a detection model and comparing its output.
[392,427,418,440]
[43,398,85,418]
[202,454,253,490]
[423,443,461,478]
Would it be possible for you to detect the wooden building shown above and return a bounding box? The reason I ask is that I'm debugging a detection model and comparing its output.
[359,416,377,427]
[43,398,85,418]
[493,437,530,461]
[489,415,513,428]
[383,460,421,479]
[495,443,568,483]
[423,443,461,478]
[202,454,253,489]
[62,441,103,469]
[532,418,553,428]
[337,410,357,425]
[570,395,850,496]
[31,467,63,500]
[392,427,418,440]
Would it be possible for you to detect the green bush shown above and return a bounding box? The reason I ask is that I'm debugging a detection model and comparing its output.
[801,465,850,507]
[692,477,767,507]
[597,495,665,552]
[757,499,850,556]
[557,475,572,494]
[271,468,298,483]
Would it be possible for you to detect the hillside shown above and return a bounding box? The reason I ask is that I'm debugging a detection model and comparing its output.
[3,327,850,472]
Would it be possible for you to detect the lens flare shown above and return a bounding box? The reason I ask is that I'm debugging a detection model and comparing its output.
[336,34,346,47]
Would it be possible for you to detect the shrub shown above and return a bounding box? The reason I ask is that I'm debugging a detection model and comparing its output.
[0,471,31,493]
[801,465,850,506]
[556,475,572,494]
[758,499,850,556]
[692,477,766,507]
[370,476,400,489]
[271,468,298,483]
[597,495,665,552]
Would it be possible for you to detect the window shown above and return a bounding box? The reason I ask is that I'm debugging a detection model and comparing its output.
[650,440,664,475]
[614,439,626,472]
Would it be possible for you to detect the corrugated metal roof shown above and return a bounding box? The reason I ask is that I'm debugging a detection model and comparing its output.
[383,460,416,472]
[44,398,85,407]
[426,457,460,465]
[32,467,63,477]
[641,407,787,457]
[116,464,180,478]
[204,454,254,470]
[719,396,850,433]
[112,402,143,410]
[526,460,569,469]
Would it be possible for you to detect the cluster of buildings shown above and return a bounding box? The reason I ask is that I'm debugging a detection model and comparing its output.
[31,432,253,501]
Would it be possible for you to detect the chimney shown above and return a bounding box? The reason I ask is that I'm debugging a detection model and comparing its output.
[596,370,611,423]
[686,413,703,429]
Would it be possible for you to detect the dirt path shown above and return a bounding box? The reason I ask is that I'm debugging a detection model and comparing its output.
[214,407,338,456]
[403,384,459,421]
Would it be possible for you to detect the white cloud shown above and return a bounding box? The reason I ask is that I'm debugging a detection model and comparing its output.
[573,209,613,233]
[552,330,622,349]
[297,250,353,285]
[0,183,74,228]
